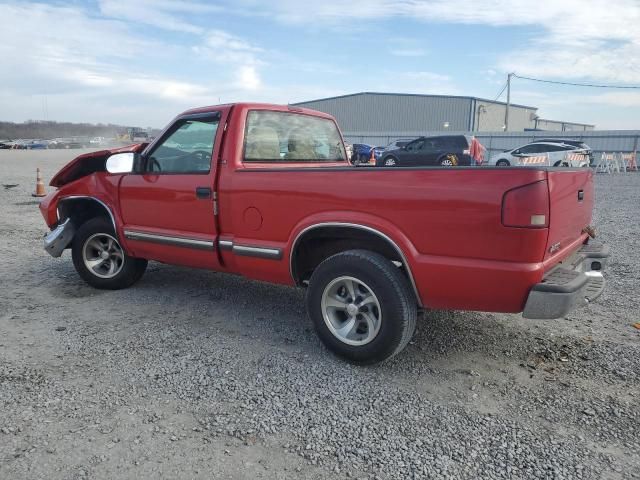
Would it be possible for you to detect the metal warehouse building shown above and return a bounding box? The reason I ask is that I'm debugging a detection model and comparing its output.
[293,92,594,144]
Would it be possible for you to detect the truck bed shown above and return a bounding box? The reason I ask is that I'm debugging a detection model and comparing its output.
[219,164,594,312]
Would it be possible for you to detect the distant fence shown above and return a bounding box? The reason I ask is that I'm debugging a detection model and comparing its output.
[343,130,640,160]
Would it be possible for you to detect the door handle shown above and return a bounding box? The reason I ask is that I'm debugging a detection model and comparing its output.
[195,187,212,199]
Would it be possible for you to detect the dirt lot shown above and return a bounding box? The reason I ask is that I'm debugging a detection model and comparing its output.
[1,149,639,480]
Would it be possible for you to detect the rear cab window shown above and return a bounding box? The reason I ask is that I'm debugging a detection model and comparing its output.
[243,110,346,166]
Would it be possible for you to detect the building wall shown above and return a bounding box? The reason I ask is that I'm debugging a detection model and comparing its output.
[296,93,473,132]
[473,101,537,132]
[296,93,594,139]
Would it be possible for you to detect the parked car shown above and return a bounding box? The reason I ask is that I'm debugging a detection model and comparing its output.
[90,136,107,146]
[15,140,34,149]
[378,135,476,167]
[39,102,608,364]
[489,142,590,167]
[531,138,593,164]
[25,139,48,150]
[350,143,373,164]
[0,139,13,149]
[383,138,416,152]
[132,131,149,143]
[371,146,385,162]
[48,138,84,149]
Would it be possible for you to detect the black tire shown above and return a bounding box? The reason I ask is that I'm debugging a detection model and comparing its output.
[381,155,398,167]
[306,249,417,364]
[496,159,510,166]
[438,154,459,166]
[71,217,147,290]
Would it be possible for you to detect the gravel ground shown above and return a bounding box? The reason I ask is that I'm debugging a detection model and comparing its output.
[1,149,639,479]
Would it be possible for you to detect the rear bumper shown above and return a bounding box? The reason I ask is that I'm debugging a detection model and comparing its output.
[523,242,609,319]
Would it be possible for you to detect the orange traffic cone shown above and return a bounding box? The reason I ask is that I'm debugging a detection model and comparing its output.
[32,168,46,197]
[369,148,376,165]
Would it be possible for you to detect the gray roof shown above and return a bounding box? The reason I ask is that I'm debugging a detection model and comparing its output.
[536,118,595,128]
[293,91,537,111]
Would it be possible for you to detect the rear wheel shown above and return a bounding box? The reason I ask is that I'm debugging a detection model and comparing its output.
[306,250,417,364]
[438,154,458,166]
[382,156,398,166]
[72,217,147,289]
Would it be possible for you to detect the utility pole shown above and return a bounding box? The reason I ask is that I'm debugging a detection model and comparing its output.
[504,73,512,131]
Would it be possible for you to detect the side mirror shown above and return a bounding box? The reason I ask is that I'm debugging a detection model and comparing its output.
[106,152,135,174]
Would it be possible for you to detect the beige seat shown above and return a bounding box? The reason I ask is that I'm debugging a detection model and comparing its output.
[245,127,281,160]
[285,129,316,160]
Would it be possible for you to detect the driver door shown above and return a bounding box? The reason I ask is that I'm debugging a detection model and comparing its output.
[402,139,425,165]
[118,112,224,270]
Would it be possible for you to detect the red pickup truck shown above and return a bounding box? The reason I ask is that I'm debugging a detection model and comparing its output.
[39,103,608,364]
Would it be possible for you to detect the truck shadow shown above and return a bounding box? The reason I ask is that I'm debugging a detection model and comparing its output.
[49,261,585,377]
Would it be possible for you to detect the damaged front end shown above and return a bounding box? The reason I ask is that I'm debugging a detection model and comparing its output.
[43,218,76,257]
[49,143,146,187]
[39,144,145,256]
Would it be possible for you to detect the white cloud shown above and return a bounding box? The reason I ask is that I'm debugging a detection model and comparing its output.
[0,3,209,125]
[236,65,262,90]
[97,0,224,33]
[233,0,640,85]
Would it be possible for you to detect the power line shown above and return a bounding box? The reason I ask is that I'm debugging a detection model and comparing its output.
[493,81,508,101]
[512,73,640,89]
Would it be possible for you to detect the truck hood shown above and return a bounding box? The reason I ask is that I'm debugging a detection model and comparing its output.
[49,143,147,187]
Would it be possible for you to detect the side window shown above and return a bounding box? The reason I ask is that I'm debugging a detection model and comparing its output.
[146,115,220,173]
[406,140,425,152]
[243,110,346,162]
[429,138,444,149]
[518,144,541,154]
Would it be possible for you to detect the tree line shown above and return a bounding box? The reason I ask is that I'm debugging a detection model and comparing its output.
[0,120,158,140]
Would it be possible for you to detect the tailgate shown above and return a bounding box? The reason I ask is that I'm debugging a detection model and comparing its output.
[544,168,594,261]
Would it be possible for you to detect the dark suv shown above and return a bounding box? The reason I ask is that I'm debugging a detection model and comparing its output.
[378,135,473,167]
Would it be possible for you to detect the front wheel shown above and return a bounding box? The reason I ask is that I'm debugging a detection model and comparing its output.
[496,159,510,166]
[382,156,398,166]
[306,250,417,364]
[71,217,147,290]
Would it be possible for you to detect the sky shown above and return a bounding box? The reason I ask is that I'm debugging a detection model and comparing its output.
[1,0,639,129]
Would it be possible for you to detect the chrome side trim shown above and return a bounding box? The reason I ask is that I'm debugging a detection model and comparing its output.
[58,196,116,231]
[232,244,283,260]
[124,230,214,250]
[289,222,422,306]
[219,240,233,251]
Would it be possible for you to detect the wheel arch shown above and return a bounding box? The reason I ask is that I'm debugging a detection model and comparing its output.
[289,222,422,306]
[58,196,117,233]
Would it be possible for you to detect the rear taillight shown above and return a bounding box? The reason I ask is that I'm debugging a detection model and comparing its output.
[502,180,549,228]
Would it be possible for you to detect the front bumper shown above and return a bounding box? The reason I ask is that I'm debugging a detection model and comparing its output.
[44,218,75,257]
[523,242,609,319]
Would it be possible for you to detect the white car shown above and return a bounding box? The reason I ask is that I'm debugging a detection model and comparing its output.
[489,142,590,167]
